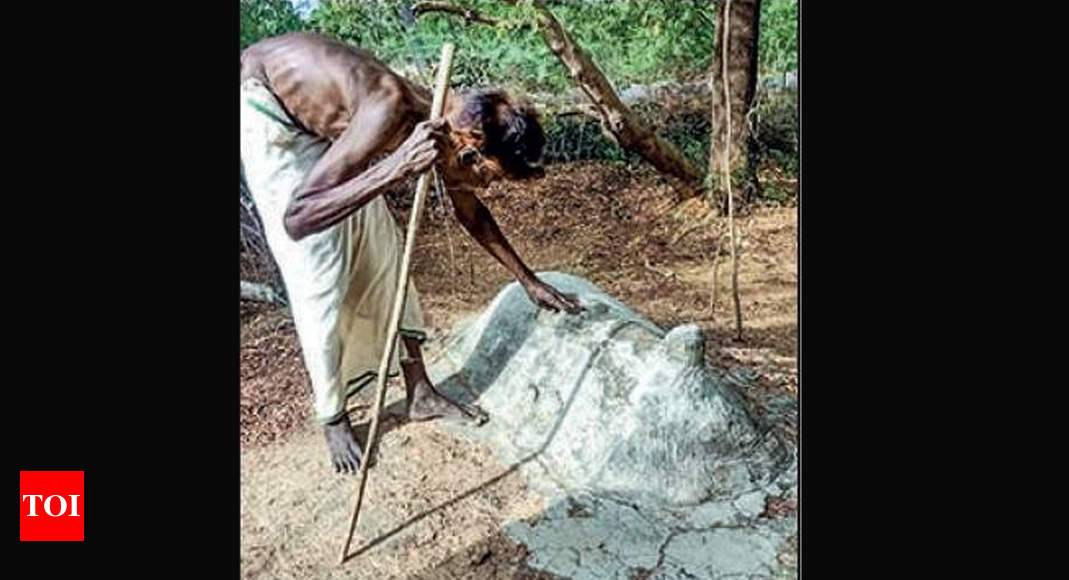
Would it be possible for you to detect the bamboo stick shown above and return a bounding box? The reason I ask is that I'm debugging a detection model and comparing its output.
[337,42,456,565]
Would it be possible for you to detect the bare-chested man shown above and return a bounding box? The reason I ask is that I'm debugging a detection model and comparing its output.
[240,32,581,474]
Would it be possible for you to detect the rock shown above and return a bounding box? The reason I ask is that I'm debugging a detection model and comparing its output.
[427,273,797,579]
[429,272,790,507]
[733,490,767,520]
[660,527,782,579]
[683,500,736,529]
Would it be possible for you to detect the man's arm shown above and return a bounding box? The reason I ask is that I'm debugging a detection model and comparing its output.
[449,187,582,314]
[284,117,447,241]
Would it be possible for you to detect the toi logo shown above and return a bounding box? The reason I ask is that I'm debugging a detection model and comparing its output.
[19,471,84,541]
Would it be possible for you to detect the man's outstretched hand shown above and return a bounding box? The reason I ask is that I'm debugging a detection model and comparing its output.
[324,415,364,474]
[524,278,583,314]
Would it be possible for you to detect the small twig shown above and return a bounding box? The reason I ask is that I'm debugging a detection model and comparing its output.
[643,258,678,280]
[552,103,602,120]
[709,229,727,320]
[671,211,716,244]
[411,1,500,25]
[434,171,460,301]
[468,239,476,292]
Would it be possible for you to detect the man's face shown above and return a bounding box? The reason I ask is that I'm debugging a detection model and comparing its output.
[437,127,498,188]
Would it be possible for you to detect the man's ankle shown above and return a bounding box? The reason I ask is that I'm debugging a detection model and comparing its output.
[325,413,350,427]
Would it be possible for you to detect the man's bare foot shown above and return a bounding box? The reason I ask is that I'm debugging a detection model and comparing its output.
[400,347,489,426]
[408,377,489,425]
[324,415,364,474]
[407,376,489,426]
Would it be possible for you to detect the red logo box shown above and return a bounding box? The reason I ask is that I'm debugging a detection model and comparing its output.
[20,471,84,541]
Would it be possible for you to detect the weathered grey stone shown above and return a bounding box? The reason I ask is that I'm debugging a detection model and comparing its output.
[430,272,790,507]
[683,500,737,529]
[506,494,670,580]
[427,272,798,579]
[660,527,782,579]
[733,490,768,520]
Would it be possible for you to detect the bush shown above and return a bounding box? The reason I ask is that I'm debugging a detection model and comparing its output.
[239,0,304,50]
[760,0,798,75]
[240,1,797,92]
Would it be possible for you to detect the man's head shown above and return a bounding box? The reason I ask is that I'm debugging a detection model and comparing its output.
[440,89,546,188]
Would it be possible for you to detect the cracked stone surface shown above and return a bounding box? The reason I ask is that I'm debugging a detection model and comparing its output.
[426,273,798,579]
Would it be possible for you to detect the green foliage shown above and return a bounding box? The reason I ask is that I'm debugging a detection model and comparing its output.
[754,92,798,165]
[240,1,797,89]
[239,0,303,50]
[533,0,715,91]
[759,0,798,75]
[240,0,797,88]
[304,0,555,92]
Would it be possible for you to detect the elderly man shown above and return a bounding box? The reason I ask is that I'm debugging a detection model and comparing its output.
[240,32,581,474]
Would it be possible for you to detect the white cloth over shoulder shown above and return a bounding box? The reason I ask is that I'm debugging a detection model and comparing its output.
[239,77,425,424]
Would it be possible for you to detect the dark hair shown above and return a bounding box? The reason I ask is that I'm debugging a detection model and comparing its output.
[456,89,545,178]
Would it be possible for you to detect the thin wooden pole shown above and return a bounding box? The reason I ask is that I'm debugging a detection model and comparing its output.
[720,0,743,341]
[337,42,456,565]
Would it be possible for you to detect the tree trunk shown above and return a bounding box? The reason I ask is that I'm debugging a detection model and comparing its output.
[709,0,761,213]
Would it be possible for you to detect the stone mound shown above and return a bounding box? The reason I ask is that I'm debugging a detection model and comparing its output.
[430,272,791,506]
[428,273,797,579]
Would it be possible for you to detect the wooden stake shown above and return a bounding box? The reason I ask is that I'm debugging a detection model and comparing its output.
[719,0,743,341]
[337,42,456,565]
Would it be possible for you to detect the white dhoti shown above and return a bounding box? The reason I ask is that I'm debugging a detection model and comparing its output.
[240,77,425,425]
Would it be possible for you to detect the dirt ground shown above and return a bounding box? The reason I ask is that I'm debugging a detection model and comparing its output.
[240,161,797,578]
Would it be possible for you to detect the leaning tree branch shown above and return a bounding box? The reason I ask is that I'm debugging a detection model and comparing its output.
[411,1,501,25]
[509,0,704,200]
